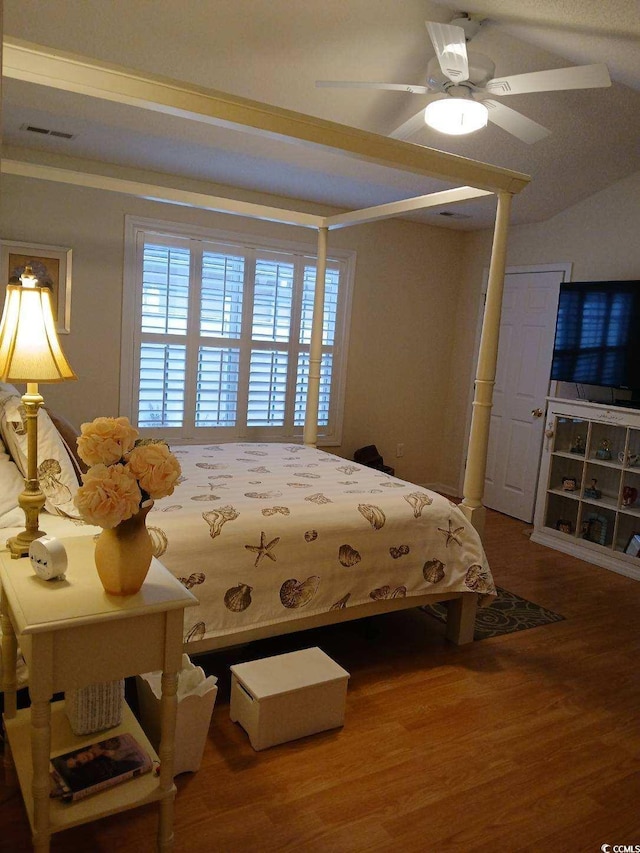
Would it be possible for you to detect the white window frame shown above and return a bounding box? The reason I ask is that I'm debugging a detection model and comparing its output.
[120,216,355,445]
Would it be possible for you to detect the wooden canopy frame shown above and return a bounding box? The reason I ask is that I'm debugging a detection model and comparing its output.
[1,37,531,535]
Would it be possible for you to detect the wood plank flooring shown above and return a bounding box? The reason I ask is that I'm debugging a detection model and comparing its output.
[2,509,639,852]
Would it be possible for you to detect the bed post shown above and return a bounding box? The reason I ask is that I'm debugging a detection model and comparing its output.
[303,225,328,448]
[459,191,513,537]
[445,594,478,645]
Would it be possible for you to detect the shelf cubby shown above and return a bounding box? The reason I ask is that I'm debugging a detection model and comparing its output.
[532,398,640,581]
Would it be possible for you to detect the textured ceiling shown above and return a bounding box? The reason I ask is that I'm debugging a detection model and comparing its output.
[2,0,639,230]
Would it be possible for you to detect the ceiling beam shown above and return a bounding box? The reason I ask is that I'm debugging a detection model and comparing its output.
[2,160,498,234]
[2,37,531,197]
[0,159,326,228]
[325,187,494,230]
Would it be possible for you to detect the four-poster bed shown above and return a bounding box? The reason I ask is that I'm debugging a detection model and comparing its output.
[0,38,531,648]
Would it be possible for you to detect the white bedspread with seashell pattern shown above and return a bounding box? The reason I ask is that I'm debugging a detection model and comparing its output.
[2,443,495,645]
[158,443,495,643]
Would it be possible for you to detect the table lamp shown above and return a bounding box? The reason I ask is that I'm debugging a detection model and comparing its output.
[0,265,76,557]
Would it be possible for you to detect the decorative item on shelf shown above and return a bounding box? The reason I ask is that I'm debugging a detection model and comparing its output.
[49,732,152,802]
[555,519,574,534]
[570,435,585,454]
[584,478,602,500]
[624,533,640,557]
[595,439,612,460]
[562,476,577,492]
[65,678,125,736]
[0,265,77,557]
[622,486,638,507]
[73,417,181,595]
[618,450,639,467]
[582,513,608,545]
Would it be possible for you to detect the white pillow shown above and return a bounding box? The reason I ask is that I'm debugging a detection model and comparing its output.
[0,386,81,518]
[0,434,25,527]
[0,383,20,406]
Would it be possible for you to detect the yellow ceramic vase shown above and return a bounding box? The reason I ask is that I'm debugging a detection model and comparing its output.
[94,501,154,595]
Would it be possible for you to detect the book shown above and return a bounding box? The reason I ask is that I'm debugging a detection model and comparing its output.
[49,733,153,802]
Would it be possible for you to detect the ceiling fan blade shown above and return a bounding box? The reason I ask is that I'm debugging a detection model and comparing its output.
[425,21,469,83]
[483,100,550,144]
[484,63,611,96]
[389,106,434,141]
[315,80,430,94]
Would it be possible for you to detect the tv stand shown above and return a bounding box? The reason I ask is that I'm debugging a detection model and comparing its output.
[615,399,640,410]
[532,397,640,581]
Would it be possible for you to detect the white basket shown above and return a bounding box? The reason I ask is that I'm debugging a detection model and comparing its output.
[65,679,125,736]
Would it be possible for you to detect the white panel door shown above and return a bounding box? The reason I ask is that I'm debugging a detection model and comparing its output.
[483,266,570,522]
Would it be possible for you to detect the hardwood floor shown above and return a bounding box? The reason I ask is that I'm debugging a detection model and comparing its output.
[2,509,640,852]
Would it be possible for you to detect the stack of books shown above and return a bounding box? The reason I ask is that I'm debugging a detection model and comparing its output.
[49,733,153,803]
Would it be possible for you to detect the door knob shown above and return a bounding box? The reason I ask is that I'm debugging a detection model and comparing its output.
[531,408,543,418]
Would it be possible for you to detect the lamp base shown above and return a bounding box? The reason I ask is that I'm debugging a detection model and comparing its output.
[6,529,46,559]
[7,386,48,558]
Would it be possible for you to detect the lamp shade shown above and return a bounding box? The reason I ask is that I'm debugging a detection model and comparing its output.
[0,270,76,383]
[425,98,489,136]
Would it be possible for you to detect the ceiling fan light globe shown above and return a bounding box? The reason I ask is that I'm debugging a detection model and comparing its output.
[424,99,488,135]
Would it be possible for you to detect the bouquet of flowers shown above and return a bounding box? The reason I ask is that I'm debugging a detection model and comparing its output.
[73,417,182,528]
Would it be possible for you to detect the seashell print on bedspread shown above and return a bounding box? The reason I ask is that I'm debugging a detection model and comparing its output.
[137,443,494,643]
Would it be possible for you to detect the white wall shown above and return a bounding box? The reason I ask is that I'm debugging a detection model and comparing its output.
[439,170,640,495]
[0,153,466,485]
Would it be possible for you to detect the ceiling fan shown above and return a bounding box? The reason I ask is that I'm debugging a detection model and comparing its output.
[316,16,611,144]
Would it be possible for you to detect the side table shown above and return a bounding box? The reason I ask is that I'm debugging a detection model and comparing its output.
[0,535,197,851]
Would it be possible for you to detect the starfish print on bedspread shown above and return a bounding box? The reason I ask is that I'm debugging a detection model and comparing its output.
[245,531,281,567]
[437,519,464,547]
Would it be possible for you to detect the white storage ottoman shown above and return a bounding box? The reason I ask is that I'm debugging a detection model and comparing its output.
[230,647,349,751]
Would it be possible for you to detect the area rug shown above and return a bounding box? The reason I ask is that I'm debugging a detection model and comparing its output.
[422,587,565,640]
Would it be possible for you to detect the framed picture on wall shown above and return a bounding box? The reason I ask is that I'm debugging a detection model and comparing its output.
[1,241,72,333]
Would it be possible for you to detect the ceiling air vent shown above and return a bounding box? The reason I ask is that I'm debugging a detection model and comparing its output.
[437,211,471,220]
[21,123,75,140]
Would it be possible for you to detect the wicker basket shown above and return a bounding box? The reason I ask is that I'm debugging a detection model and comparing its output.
[65,679,125,736]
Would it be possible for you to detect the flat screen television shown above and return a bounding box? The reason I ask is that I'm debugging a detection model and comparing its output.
[550,280,640,394]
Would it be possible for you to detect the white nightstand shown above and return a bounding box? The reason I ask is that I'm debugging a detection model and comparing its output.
[0,535,197,852]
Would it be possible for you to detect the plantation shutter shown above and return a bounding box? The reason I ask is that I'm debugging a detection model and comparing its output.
[138,242,190,427]
[127,220,353,444]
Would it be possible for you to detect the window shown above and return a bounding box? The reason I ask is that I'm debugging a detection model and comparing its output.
[121,217,354,444]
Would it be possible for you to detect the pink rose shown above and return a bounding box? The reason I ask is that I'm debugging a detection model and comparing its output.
[73,463,142,528]
[126,442,182,500]
[77,417,139,467]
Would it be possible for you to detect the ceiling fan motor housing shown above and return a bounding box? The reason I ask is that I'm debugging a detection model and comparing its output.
[426,52,495,92]
[449,15,482,41]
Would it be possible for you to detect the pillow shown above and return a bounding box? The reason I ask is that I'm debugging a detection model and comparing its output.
[0,388,81,518]
[46,408,88,480]
[0,434,25,528]
[0,382,21,410]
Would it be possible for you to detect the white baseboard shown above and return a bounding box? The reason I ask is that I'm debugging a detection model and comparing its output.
[424,481,461,499]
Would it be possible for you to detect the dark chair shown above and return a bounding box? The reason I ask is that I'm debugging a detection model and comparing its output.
[353,444,394,476]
